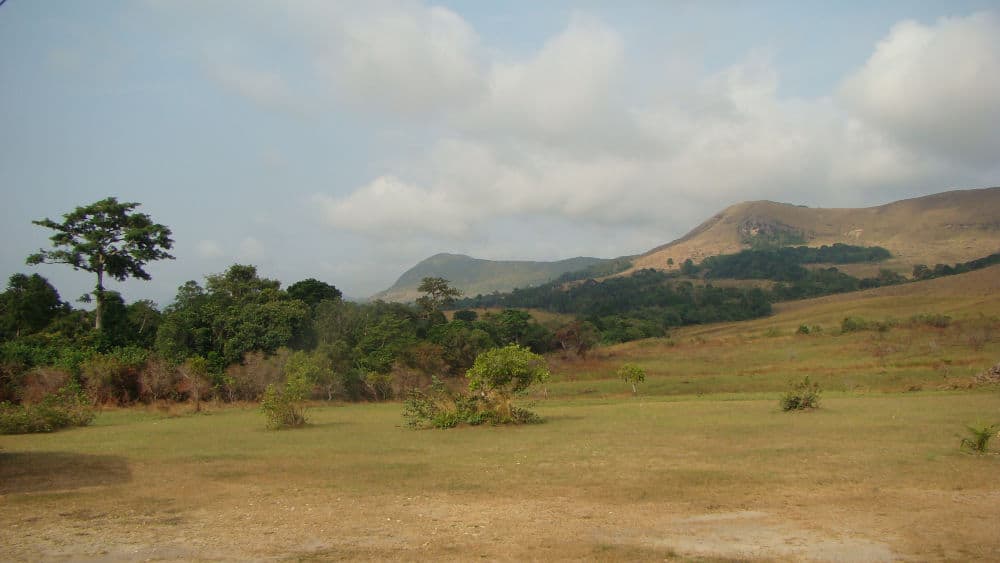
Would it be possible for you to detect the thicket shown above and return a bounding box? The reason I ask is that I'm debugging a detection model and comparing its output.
[403,345,549,429]
[0,380,93,434]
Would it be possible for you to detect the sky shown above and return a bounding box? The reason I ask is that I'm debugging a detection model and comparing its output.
[2,1,999,305]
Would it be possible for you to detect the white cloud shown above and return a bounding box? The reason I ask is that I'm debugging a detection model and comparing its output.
[195,239,225,259]
[840,12,1000,165]
[315,175,474,238]
[309,2,484,115]
[460,13,625,144]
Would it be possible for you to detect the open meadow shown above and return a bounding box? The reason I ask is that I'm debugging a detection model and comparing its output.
[3,268,999,561]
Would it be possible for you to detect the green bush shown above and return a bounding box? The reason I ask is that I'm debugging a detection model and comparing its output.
[840,316,869,333]
[404,345,549,429]
[403,378,540,429]
[260,352,314,430]
[841,316,895,334]
[0,380,94,434]
[909,313,952,328]
[960,423,997,454]
[780,376,822,411]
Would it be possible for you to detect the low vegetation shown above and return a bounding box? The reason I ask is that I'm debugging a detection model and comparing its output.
[617,363,646,395]
[779,376,822,411]
[404,345,549,428]
[0,380,93,434]
[960,423,998,454]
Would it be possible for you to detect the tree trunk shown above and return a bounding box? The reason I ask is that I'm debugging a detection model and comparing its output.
[94,267,104,331]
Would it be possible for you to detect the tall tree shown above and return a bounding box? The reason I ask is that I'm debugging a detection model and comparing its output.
[416,277,461,316]
[27,197,174,331]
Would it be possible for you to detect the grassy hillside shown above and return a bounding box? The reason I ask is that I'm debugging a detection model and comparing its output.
[544,265,1000,397]
[373,253,613,302]
[630,186,1000,275]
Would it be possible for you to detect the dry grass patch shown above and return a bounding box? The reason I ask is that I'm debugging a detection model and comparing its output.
[2,392,999,560]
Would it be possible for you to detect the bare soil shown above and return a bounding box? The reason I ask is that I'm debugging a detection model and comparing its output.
[4,460,999,562]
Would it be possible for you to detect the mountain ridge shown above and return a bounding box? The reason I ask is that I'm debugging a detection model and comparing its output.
[372,253,613,303]
[373,187,1000,302]
[629,186,1000,276]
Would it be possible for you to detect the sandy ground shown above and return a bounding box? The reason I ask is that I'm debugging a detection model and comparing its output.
[4,464,999,562]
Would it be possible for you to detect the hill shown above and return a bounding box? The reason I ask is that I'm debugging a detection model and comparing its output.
[544,263,1000,397]
[629,187,1000,276]
[372,253,613,303]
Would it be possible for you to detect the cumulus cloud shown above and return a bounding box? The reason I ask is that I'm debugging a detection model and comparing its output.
[315,175,474,238]
[305,2,484,115]
[840,12,1000,165]
[459,14,629,147]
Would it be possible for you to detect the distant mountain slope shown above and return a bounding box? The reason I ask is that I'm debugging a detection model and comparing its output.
[373,253,610,303]
[629,187,1000,275]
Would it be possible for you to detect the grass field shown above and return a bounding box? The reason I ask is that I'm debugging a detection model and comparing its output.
[2,268,999,561]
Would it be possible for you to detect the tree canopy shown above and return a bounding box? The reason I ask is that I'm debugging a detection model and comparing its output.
[27,197,173,331]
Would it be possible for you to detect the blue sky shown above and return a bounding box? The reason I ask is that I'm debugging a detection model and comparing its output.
[2,1,999,305]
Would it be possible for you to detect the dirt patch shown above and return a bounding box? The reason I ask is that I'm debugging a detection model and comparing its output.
[0,452,131,494]
[2,486,908,561]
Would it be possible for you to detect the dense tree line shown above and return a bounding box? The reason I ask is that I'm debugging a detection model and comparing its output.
[911,252,1000,281]
[697,244,892,280]
[0,265,563,409]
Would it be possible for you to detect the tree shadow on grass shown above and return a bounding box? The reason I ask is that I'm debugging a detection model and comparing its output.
[0,451,131,494]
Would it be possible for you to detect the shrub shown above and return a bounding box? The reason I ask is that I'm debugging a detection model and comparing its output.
[909,313,952,329]
[403,378,484,429]
[780,376,822,411]
[223,349,290,401]
[260,353,314,430]
[617,363,646,395]
[0,380,94,434]
[467,345,550,423]
[840,316,869,333]
[841,316,895,334]
[404,345,549,429]
[796,324,810,335]
[138,357,180,403]
[80,353,144,405]
[960,423,998,454]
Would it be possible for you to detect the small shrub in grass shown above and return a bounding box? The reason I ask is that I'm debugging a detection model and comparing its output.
[780,376,822,411]
[260,357,313,430]
[0,380,94,434]
[960,423,998,454]
[404,345,548,429]
[841,316,868,333]
[909,313,952,328]
[403,377,488,429]
[617,363,646,395]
